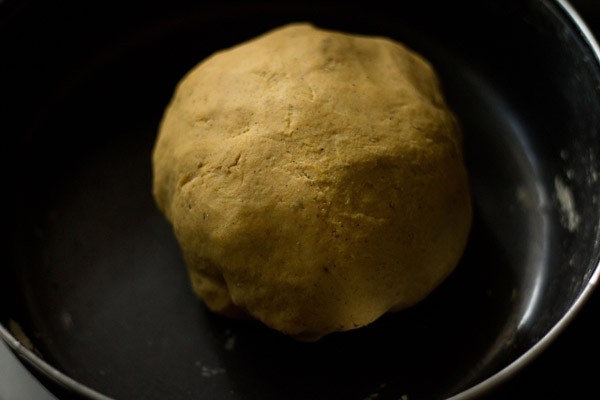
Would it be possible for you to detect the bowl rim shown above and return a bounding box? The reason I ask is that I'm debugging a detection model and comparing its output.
[1,0,599,399]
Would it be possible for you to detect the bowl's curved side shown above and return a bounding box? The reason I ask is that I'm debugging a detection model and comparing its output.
[0,324,112,400]
[449,2,600,397]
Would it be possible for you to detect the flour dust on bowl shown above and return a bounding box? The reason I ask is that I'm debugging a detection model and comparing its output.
[1,1,599,400]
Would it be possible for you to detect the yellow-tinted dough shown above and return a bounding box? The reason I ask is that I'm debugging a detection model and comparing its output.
[152,23,471,341]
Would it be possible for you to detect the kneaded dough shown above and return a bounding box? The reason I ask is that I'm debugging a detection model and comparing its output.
[152,23,471,341]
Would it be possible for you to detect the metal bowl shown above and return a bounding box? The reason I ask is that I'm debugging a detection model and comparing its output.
[1,1,599,399]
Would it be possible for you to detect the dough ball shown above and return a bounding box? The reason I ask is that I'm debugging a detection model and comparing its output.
[152,23,471,341]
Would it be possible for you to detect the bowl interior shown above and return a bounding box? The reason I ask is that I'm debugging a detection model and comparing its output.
[2,1,600,399]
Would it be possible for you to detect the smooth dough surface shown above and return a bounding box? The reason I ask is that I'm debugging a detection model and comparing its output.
[152,23,472,341]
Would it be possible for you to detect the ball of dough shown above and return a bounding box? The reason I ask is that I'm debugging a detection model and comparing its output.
[152,23,471,341]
